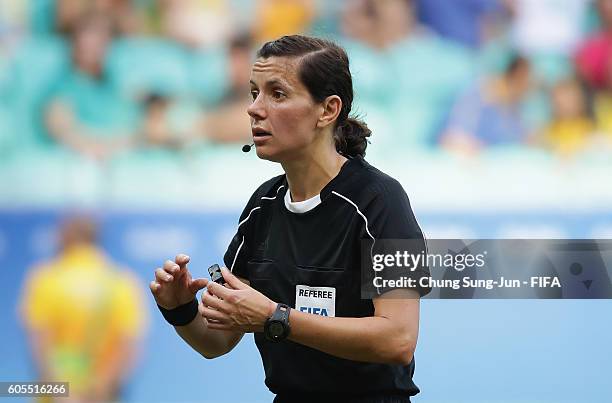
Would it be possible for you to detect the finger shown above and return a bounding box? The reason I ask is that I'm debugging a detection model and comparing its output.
[207,280,232,300]
[221,267,247,290]
[175,254,190,268]
[197,304,219,324]
[155,268,173,282]
[189,278,209,293]
[200,306,229,323]
[198,302,217,323]
[198,302,213,318]
[201,288,218,303]
[149,280,161,294]
[202,289,224,309]
[163,260,180,275]
[202,290,230,312]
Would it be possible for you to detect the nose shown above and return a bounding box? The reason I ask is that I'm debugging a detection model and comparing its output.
[247,94,266,121]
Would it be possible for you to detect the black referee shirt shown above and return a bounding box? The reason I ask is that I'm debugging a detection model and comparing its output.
[223,155,430,398]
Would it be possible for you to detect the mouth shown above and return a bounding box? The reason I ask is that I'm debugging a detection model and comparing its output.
[252,127,272,138]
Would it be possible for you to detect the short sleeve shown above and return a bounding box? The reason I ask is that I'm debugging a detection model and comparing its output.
[223,189,260,281]
[361,179,431,298]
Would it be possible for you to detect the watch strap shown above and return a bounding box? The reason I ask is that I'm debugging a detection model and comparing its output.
[272,303,291,323]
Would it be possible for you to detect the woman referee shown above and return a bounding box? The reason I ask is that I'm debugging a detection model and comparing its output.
[150,35,430,403]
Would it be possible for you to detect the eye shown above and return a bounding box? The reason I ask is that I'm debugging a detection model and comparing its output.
[272,90,285,100]
[250,90,259,100]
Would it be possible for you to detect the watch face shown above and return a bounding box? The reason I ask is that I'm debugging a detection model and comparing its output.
[269,322,284,337]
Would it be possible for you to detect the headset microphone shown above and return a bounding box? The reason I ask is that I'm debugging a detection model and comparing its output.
[242,143,254,153]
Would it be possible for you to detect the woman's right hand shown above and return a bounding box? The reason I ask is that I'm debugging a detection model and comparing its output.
[150,254,208,309]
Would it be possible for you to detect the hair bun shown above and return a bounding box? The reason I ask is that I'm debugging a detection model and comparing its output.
[335,117,372,157]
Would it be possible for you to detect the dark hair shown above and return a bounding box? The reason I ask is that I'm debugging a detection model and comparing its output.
[257,35,371,157]
[60,216,99,249]
[69,12,116,40]
[229,31,254,52]
[505,54,530,77]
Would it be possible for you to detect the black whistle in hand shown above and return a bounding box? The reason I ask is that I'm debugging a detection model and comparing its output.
[208,264,226,285]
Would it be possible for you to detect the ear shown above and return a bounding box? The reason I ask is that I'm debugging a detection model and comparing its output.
[316,95,342,129]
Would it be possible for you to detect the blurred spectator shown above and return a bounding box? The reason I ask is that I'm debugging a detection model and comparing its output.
[20,216,147,402]
[500,0,589,85]
[544,77,595,155]
[510,0,589,56]
[576,0,612,89]
[2,0,609,163]
[341,0,416,50]
[142,94,183,148]
[160,0,235,48]
[340,0,379,49]
[341,0,475,147]
[1,1,39,85]
[55,0,141,36]
[440,55,532,153]
[254,0,316,44]
[592,49,612,142]
[201,33,253,143]
[593,90,612,134]
[44,13,139,160]
[223,33,254,102]
[141,93,201,148]
[415,0,501,48]
[0,0,27,48]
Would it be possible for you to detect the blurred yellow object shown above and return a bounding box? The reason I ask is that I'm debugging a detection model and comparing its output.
[255,0,314,43]
[20,244,146,397]
[594,92,612,137]
[545,118,594,155]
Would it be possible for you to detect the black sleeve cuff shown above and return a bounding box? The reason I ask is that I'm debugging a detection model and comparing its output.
[157,298,199,326]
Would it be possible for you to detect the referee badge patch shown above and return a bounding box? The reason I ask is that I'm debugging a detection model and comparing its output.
[295,285,336,317]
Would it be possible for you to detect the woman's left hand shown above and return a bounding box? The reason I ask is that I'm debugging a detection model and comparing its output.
[200,267,277,332]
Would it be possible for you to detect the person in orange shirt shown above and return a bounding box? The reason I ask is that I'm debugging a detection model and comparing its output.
[20,217,147,402]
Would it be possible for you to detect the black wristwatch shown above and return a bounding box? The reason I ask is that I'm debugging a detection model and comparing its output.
[264,303,291,342]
